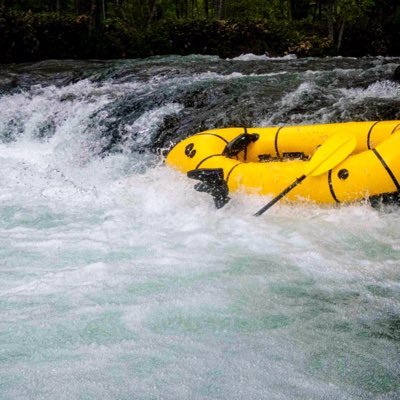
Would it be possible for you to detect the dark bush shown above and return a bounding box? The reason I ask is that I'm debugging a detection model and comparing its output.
[0,8,399,63]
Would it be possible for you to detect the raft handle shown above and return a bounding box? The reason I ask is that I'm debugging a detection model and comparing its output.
[222,131,259,157]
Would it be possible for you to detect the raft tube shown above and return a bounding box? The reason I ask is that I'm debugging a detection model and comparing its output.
[166,121,400,205]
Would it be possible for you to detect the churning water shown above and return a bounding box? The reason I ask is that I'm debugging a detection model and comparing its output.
[0,55,400,399]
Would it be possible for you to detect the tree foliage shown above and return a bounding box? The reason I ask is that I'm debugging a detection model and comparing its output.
[0,0,400,61]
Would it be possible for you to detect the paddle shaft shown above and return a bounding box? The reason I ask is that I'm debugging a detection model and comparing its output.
[253,131,357,216]
[254,174,306,216]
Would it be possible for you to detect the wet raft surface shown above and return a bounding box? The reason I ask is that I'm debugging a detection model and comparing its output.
[0,55,400,399]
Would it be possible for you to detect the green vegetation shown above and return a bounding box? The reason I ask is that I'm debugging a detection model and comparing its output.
[0,1,400,62]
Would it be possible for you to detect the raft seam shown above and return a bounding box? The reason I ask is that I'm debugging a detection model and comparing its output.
[328,170,340,203]
[274,127,284,160]
[195,154,225,169]
[372,148,400,191]
[367,121,380,149]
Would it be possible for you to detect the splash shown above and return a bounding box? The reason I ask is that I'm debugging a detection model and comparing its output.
[229,53,298,61]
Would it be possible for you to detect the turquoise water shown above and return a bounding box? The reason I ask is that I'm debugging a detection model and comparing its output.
[0,56,400,399]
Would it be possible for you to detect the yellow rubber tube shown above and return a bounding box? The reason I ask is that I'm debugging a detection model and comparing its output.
[166,121,400,205]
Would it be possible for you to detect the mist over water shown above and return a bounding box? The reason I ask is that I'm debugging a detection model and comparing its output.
[1,55,400,399]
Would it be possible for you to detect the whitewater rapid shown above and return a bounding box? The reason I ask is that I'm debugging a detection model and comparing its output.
[1,55,399,399]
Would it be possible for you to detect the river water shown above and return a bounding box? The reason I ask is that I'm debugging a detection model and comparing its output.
[1,55,399,399]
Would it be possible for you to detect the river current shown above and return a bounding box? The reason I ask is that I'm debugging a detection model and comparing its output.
[1,55,400,399]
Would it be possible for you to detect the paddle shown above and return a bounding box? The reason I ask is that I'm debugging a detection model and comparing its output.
[254,131,357,216]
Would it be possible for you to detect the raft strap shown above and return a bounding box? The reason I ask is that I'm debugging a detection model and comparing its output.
[372,148,400,191]
[222,130,259,158]
[187,168,230,209]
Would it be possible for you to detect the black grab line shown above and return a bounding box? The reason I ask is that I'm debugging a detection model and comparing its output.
[390,123,400,135]
[327,170,340,203]
[372,148,400,191]
[195,154,225,170]
[195,133,229,144]
[274,127,284,160]
[366,121,380,150]
[226,163,243,185]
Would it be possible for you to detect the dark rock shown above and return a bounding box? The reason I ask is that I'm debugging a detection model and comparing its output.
[394,66,400,82]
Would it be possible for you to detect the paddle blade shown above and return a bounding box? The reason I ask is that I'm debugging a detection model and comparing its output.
[304,132,357,177]
[254,131,356,216]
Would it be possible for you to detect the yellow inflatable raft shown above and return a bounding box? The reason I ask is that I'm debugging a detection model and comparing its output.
[166,121,400,208]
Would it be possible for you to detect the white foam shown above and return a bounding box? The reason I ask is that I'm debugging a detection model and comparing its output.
[122,103,184,147]
[229,53,297,61]
[341,80,400,99]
